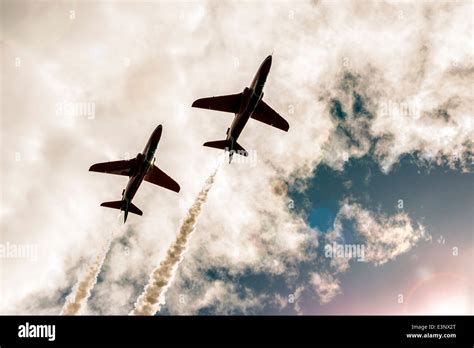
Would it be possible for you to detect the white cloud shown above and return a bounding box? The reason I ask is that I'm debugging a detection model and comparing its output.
[0,0,470,314]
[309,272,341,305]
[310,200,430,304]
[329,200,430,267]
[165,278,266,315]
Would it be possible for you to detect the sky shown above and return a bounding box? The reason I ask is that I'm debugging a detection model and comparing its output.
[0,0,473,315]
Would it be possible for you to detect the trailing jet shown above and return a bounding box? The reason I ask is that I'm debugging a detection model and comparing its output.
[89,124,180,222]
[192,55,289,163]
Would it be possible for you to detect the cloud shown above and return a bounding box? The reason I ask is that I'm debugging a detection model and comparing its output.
[165,279,266,315]
[0,0,471,314]
[327,200,430,267]
[132,169,218,315]
[309,272,341,305]
[309,199,430,304]
[320,68,473,173]
[61,234,112,315]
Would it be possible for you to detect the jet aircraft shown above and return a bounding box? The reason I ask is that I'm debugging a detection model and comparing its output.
[192,55,289,163]
[89,124,180,222]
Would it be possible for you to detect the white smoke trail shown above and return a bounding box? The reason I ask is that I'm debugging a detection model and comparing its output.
[61,217,119,315]
[131,166,220,315]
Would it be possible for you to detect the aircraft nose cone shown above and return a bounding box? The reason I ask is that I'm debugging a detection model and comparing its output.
[265,55,272,67]
[260,55,272,75]
[153,124,163,139]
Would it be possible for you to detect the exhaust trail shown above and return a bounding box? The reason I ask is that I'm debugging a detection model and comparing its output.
[61,217,119,315]
[131,166,219,315]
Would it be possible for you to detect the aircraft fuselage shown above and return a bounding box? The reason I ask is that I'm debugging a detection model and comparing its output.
[227,55,272,146]
[123,124,162,203]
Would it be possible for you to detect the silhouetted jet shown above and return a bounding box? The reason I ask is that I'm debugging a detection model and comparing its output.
[89,125,180,222]
[192,55,289,163]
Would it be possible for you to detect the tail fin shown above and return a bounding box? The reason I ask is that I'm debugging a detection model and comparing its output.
[100,200,143,223]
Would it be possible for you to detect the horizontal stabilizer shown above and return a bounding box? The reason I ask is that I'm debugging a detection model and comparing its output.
[203,139,231,150]
[233,142,248,157]
[100,200,124,210]
[203,140,248,157]
[144,165,180,193]
[252,100,289,132]
[100,200,143,216]
[127,202,143,216]
[192,93,242,114]
[89,159,136,177]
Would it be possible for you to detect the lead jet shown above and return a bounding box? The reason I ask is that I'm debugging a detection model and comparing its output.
[192,55,289,163]
[89,124,180,222]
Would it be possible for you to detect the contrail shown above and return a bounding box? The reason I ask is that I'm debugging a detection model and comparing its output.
[61,219,118,315]
[131,166,219,315]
